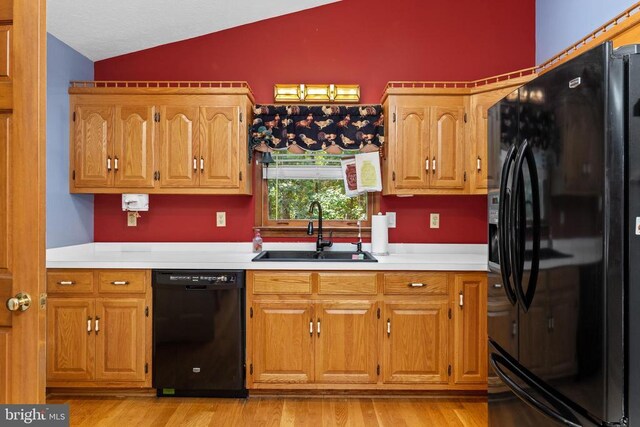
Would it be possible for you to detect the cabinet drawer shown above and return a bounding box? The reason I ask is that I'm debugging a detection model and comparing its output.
[383,272,448,295]
[318,272,377,295]
[47,270,94,293]
[252,272,312,295]
[97,270,147,294]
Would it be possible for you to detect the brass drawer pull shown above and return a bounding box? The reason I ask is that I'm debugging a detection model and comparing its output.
[110,281,130,285]
[409,283,425,288]
[95,316,100,334]
[57,281,76,286]
[87,316,92,334]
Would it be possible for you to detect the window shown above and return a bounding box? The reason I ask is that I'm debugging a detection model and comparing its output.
[255,151,378,236]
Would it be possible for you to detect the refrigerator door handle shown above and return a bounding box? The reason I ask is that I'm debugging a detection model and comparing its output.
[509,139,541,312]
[489,352,583,427]
[498,144,518,305]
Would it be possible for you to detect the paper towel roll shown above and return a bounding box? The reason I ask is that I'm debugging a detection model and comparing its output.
[371,213,389,255]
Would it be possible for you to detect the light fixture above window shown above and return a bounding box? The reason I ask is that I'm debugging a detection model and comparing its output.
[274,84,360,103]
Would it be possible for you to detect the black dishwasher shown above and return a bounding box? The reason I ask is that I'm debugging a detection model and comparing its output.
[152,270,246,397]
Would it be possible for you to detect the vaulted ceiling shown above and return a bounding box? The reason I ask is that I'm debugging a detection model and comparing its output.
[47,0,339,61]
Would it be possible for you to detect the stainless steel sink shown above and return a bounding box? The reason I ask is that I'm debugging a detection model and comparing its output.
[251,250,378,262]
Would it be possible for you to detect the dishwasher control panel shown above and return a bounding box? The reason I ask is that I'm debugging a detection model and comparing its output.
[153,270,245,287]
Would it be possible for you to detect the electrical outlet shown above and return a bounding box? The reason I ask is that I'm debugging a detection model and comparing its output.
[216,212,226,227]
[386,212,396,228]
[430,213,440,229]
[127,212,138,227]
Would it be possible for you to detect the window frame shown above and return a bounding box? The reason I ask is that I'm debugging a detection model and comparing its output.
[253,158,379,238]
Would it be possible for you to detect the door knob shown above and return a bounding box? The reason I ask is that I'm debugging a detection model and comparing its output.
[6,292,32,312]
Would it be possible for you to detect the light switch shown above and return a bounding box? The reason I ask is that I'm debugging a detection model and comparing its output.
[387,212,396,228]
[430,213,440,229]
[216,212,226,227]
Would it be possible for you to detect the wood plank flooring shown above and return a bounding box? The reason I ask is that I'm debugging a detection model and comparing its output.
[46,396,487,426]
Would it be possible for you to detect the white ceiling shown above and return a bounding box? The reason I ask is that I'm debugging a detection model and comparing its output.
[47,0,339,61]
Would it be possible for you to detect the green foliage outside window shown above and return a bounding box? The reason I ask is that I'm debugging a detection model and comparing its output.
[268,179,367,221]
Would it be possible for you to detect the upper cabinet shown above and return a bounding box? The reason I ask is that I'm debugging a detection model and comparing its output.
[382,76,534,195]
[382,90,467,195]
[69,83,254,195]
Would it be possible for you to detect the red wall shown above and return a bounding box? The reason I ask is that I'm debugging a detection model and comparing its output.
[93,0,534,244]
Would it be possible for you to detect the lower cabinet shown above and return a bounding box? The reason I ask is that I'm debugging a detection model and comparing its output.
[383,301,449,384]
[46,269,151,388]
[247,270,487,391]
[251,300,379,385]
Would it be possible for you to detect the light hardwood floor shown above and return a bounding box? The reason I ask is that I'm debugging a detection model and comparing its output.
[46,396,488,426]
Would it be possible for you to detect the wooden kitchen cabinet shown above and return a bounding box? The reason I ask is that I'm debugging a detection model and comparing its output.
[247,270,486,392]
[95,299,147,382]
[452,273,487,384]
[251,301,314,384]
[383,300,449,384]
[467,76,534,194]
[73,105,114,188]
[69,83,254,195]
[73,104,155,189]
[381,90,466,195]
[248,271,380,389]
[199,105,241,189]
[46,269,151,389]
[315,301,378,384]
[158,105,199,188]
[46,298,95,381]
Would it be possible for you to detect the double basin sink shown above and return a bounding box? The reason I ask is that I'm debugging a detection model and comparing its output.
[252,250,378,262]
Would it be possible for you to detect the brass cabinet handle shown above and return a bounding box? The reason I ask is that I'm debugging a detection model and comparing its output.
[459,291,464,308]
[110,281,129,285]
[95,316,100,334]
[425,159,429,171]
[309,319,313,336]
[200,157,204,172]
[114,157,119,171]
[87,316,92,334]
[409,283,425,288]
[317,319,321,337]
[432,157,436,173]
[107,156,112,171]
[57,281,76,286]
[477,156,482,171]
[387,319,391,337]
[193,157,197,171]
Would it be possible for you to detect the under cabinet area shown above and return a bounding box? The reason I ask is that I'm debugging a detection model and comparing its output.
[46,269,151,388]
[69,83,254,195]
[246,270,487,391]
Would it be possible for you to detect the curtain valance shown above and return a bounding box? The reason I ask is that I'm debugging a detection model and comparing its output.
[250,104,384,154]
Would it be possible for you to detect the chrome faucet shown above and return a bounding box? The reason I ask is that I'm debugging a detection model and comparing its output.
[307,201,333,252]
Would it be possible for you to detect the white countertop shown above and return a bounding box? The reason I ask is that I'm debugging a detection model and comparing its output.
[46,242,489,271]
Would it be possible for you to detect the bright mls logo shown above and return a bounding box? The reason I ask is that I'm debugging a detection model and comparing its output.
[2,404,69,426]
[569,77,581,88]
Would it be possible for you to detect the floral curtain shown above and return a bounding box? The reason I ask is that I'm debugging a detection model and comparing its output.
[250,105,384,154]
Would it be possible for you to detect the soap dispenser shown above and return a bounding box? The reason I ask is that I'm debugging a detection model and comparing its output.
[252,229,263,253]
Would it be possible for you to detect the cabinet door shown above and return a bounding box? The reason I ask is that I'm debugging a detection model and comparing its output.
[74,105,114,188]
[430,106,465,189]
[252,302,314,384]
[113,105,155,188]
[158,105,199,188]
[394,106,430,189]
[474,105,489,190]
[453,273,487,384]
[315,301,378,384]
[95,298,146,382]
[46,298,95,381]
[383,301,449,384]
[199,106,239,189]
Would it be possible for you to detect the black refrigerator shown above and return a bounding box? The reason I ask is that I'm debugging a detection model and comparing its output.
[487,41,640,426]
